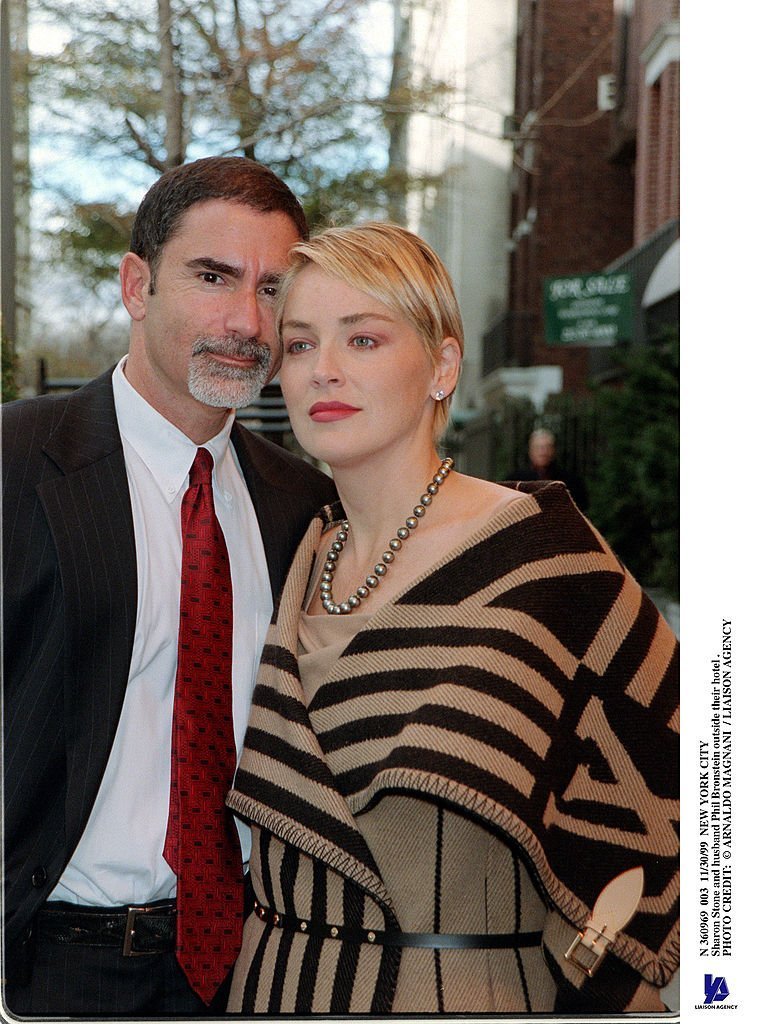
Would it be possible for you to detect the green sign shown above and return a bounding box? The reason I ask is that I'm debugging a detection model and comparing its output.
[543,272,633,346]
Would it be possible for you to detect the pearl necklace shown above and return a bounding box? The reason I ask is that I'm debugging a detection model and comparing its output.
[319,457,454,615]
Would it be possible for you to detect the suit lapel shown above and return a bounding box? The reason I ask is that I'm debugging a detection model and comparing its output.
[38,369,137,847]
[232,425,313,596]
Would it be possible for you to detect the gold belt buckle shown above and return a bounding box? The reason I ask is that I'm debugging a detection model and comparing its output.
[565,924,611,977]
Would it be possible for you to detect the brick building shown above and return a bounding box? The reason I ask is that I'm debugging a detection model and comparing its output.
[593,0,680,378]
[628,0,680,243]
[479,0,680,400]
[400,0,679,481]
[496,0,636,395]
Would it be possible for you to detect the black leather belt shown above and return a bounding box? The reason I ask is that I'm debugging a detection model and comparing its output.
[37,901,177,956]
[254,902,542,950]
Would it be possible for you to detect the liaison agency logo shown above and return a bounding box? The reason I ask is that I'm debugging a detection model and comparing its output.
[694,974,738,1010]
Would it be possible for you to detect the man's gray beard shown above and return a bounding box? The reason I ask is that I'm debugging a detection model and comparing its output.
[187,336,273,408]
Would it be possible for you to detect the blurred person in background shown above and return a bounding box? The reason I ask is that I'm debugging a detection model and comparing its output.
[227,222,679,1016]
[512,427,588,509]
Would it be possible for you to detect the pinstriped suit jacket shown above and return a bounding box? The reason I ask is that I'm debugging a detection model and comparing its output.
[1,367,336,978]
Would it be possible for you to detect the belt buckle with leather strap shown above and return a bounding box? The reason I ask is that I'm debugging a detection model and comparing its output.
[123,905,168,957]
[564,867,645,978]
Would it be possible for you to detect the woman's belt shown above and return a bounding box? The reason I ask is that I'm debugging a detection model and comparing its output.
[254,902,542,950]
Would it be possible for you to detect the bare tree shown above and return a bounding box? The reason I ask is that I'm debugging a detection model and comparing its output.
[18,0,447,352]
[157,0,186,168]
[30,0,389,188]
[385,0,411,223]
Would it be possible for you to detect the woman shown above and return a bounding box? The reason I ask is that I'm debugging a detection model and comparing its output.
[227,223,679,1015]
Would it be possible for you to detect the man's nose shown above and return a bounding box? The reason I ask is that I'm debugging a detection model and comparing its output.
[225,286,267,339]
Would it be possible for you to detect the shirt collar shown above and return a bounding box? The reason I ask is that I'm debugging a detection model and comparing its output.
[112,357,236,503]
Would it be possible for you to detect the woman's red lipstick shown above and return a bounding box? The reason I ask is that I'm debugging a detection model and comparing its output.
[308,401,360,422]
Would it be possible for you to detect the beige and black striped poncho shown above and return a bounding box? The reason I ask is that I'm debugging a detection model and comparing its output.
[227,481,679,1014]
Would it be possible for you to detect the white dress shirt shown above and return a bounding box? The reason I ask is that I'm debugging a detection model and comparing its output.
[50,358,272,906]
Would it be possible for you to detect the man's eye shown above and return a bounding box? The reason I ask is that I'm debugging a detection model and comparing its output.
[200,272,223,285]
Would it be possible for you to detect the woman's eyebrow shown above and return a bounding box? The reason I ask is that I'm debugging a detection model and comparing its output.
[281,312,395,330]
[338,312,394,325]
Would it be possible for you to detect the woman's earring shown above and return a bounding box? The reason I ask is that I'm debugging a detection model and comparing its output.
[434,389,446,401]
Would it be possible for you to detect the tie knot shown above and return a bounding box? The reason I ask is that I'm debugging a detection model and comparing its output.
[189,447,214,486]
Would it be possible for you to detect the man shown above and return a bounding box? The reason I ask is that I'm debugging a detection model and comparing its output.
[512,427,588,509]
[2,157,336,1015]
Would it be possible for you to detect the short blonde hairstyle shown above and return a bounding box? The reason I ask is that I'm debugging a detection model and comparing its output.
[275,222,464,441]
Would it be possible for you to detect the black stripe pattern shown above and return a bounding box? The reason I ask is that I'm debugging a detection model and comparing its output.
[227,482,679,1012]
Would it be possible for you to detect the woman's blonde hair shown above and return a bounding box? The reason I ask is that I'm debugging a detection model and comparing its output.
[275,222,464,441]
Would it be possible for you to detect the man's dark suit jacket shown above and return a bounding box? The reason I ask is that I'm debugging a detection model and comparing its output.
[1,367,336,982]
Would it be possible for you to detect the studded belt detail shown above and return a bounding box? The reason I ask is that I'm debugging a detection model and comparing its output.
[254,902,543,950]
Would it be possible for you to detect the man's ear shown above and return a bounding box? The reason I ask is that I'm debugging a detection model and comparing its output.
[433,336,462,399]
[119,253,152,322]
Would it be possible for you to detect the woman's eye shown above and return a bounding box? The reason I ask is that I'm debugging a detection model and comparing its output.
[351,335,376,348]
[286,340,312,354]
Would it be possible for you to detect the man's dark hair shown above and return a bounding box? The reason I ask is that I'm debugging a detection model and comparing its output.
[129,156,308,288]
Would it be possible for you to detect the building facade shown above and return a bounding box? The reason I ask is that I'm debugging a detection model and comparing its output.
[499,0,636,397]
[400,0,679,481]
[403,0,518,412]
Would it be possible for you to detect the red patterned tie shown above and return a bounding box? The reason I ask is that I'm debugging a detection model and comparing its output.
[164,447,244,1004]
